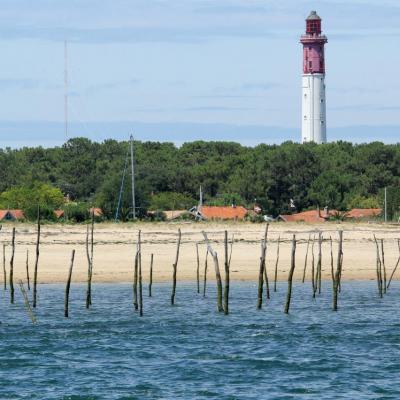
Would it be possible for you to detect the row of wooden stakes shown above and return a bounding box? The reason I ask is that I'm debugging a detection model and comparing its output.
[1,218,400,324]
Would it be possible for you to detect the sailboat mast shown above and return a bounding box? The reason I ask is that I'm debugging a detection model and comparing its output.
[130,135,136,219]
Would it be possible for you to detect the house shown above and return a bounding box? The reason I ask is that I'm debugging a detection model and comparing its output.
[0,209,25,221]
[279,207,382,223]
[278,208,334,223]
[346,208,382,219]
[54,209,65,219]
[197,206,248,221]
[89,207,103,217]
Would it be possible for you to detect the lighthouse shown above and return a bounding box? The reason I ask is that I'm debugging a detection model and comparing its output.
[300,11,328,144]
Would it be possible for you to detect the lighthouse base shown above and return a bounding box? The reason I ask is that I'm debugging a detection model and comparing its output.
[301,74,326,144]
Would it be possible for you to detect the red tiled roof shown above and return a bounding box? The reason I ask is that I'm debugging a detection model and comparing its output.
[0,209,25,220]
[346,208,382,219]
[280,209,330,223]
[200,206,248,220]
[89,207,103,217]
[54,210,65,218]
[11,210,25,219]
[280,208,382,223]
[0,210,10,220]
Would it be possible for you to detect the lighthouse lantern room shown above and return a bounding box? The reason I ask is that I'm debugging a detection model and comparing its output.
[300,11,328,144]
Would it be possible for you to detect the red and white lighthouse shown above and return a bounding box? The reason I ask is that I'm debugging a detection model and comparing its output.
[300,11,328,144]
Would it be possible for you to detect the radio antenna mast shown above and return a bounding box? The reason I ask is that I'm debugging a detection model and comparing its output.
[64,40,68,139]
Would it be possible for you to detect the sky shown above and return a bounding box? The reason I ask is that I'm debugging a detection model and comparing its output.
[0,0,399,147]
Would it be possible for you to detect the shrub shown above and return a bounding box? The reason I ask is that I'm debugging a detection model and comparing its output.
[62,203,91,223]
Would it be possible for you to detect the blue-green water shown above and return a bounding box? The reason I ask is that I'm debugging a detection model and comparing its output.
[1,281,400,399]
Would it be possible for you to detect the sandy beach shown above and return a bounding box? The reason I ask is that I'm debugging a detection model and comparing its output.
[0,221,399,284]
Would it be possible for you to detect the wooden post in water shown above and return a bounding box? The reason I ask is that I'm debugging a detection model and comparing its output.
[196,243,200,294]
[224,230,230,315]
[381,239,387,294]
[64,249,76,318]
[317,232,322,295]
[85,211,95,308]
[133,250,139,309]
[284,235,297,314]
[33,206,41,308]
[373,235,383,298]
[274,235,280,292]
[333,231,344,311]
[149,253,154,297]
[203,249,208,297]
[171,229,181,305]
[229,234,234,267]
[89,210,94,304]
[25,249,30,290]
[138,236,143,317]
[9,227,15,304]
[387,239,400,290]
[263,225,270,301]
[302,234,311,283]
[257,224,269,309]
[329,236,334,287]
[133,230,141,310]
[311,235,316,298]
[2,243,6,290]
[202,231,223,312]
[18,280,36,324]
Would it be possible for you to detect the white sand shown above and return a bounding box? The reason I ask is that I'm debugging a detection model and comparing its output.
[0,221,399,284]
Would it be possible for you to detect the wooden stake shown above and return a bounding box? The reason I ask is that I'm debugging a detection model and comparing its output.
[85,211,95,308]
[89,210,94,304]
[263,225,270,301]
[203,249,208,297]
[133,230,141,310]
[138,237,143,317]
[311,235,316,298]
[171,228,181,305]
[284,235,297,314]
[373,235,383,298]
[9,227,15,304]
[26,249,30,290]
[196,243,200,294]
[133,250,138,309]
[381,239,387,294]
[274,235,280,292]
[18,280,36,324]
[224,230,230,315]
[228,234,234,267]
[302,234,311,283]
[149,253,154,297]
[64,249,75,318]
[333,231,344,311]
[202,231,223,312]
[386,239,400,290]
[33,206,41,308]
[329,236,334,287]
[85,224,91,308]
[2,243,6,290]
[317,232,322,295]
[257,224,269,309]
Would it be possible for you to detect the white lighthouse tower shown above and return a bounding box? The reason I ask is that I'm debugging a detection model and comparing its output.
[300,11,328,144]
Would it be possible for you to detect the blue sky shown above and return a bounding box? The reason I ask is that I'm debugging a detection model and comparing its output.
[0,0,399,147]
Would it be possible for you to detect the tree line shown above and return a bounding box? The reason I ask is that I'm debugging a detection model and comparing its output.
[0,138,399,221]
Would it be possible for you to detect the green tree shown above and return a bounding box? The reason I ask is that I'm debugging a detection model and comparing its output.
[149,192,195,211]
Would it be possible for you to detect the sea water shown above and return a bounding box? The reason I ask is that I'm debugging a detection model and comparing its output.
[1,281,400,399]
